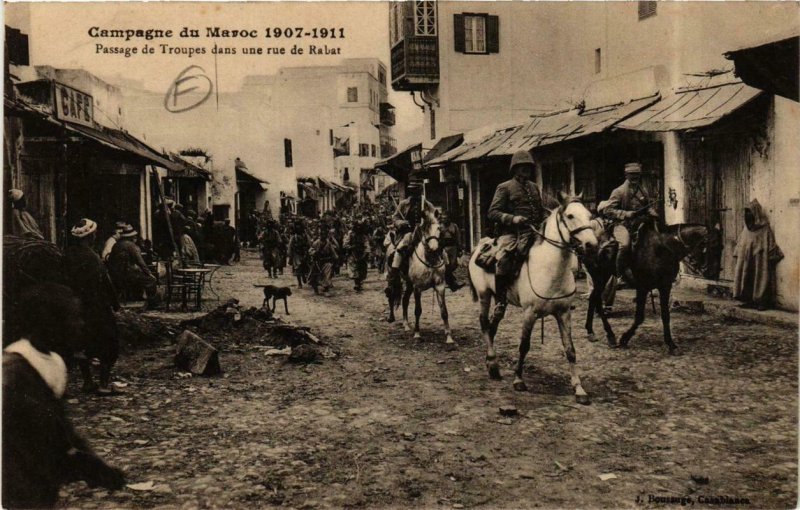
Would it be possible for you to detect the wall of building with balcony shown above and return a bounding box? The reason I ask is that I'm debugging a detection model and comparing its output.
[413,2,800,143]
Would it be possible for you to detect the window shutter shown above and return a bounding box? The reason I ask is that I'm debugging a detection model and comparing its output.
[454,14,465,53]
[284,139,293,168]
[486,15,499,53]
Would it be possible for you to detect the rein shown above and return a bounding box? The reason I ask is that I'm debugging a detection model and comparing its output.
[522,208,588,301]
[673,225,708,275]
[413,228,445,269]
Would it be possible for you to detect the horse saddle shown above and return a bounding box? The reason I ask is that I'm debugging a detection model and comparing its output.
[474,239,500,272]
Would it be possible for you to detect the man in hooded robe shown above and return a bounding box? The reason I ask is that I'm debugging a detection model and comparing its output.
[7,189,44,240]
[733,199,784,310]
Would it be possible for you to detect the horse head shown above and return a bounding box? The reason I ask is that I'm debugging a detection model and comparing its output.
[671,223,721,278]
[556,191,598,257]
[420,207,442,255]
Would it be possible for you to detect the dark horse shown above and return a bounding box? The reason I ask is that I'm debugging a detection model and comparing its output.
[583,218,715,355]
[582,219,619,347]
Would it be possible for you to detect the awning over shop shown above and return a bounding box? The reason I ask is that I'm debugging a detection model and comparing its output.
[63,123,178,170]
[374,143,423,182]
[490,95,659,155]
[297,180,319,200]
[423,133,464,163]
[453,125,521,162]
[164,152,212,181]
[236,167,270,188]
[426,142,475,167]
[725,34,799,102]
[617,81,763,132]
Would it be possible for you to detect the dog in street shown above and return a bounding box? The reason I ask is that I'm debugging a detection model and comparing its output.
[254,284,293,315]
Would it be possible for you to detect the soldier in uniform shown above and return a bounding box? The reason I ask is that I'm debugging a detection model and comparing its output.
[598,162,658,277]
[487,150,555,322]
[385,181,432,296]
[439,211,464,291]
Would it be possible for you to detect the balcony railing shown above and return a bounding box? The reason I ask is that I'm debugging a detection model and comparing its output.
[380,143,397,159]
[380,103,396,126]
[391,36,439,92]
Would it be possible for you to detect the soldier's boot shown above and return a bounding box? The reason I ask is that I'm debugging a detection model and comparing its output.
[491,273,512,325]
[444,266,464,292]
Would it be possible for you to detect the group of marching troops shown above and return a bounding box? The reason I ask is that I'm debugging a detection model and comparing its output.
[254,198,465,297]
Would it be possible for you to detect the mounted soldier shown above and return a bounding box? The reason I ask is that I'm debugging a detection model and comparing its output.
[486,150,557,323]
[385,181,433,297]
[386,181,463,296]
[598,162,659,278]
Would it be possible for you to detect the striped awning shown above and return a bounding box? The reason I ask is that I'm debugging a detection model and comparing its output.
[617,81,763,131]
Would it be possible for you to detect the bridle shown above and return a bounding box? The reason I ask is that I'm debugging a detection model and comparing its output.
[674,224,710,275]
[414,222,446,269]
[523,205,594,300]
[528,205,593,254]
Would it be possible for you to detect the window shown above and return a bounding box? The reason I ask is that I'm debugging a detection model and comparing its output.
[347,87,358,102]
[378,66,386,86]
[329,129,333,146]
[343,168,350,182]
[371,144,376,157]
[414,0,437,36]
[594,48,602,74]
[284,138,293,168]
[359,143,370,157]
[638,1,657,20]
[430,108,436,140]
[454,14,499,54]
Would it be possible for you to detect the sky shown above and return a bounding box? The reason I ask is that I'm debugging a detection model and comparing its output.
[6,1,423,145]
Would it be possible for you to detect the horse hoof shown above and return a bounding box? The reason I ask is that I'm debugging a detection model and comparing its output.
[575,394,591,406]
[513,380,528,392]
[413,332,421,340]
[403,324,411,332]
[668,346,681,356]
[387,316,395,324]
[607,336,617,348]
[487,364,502,380]
[586,332,598,343]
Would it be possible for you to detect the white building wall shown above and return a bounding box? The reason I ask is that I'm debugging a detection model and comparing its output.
[425,2,800,142]
[767,97,800,311]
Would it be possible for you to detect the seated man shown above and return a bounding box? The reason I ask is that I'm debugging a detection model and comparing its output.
[597,162,658,277]
[487,150,554,323]
[107,226,160,308]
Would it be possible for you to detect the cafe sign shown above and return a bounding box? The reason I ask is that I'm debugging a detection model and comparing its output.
[53,81,94,128]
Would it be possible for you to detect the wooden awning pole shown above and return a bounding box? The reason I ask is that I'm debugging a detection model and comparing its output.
[150,167,185,268]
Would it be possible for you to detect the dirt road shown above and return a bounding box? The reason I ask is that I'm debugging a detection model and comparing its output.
[62,252,797,509]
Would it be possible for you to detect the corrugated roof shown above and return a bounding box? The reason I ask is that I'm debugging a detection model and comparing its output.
[426,142,474,167]
[423,133,464,163]
[617,82,762,131]
[453,125,522,162]
[490,95,659,156]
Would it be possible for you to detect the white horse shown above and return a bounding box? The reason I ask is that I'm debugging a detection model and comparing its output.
[388,206,455,346]
[467,192,598,404]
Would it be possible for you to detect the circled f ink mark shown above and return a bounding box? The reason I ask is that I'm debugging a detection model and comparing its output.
[164,65,213,113]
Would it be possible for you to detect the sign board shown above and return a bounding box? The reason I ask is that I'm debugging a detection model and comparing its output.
[410,146,423,171]
[53,82,94,128]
